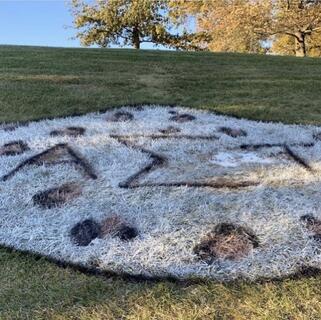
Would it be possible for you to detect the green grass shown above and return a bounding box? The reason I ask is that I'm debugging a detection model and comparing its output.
[1,45,321,124]
[2,45,321,319]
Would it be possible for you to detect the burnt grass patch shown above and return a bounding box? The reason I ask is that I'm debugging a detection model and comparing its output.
[219,127,247,138]
[193,223,259,262]
[169,113,196,123]
[50,126,86,137]
[0,140,29,156]
[70,219,101,246]
[32,182,82,209]
[107,111,134,122]
[1,143,97,181]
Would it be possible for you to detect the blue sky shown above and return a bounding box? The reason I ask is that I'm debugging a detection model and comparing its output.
[0,1,80,47]
[0,0,192,49]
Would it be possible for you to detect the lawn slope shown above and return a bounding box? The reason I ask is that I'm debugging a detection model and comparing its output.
[1,45,321,320]
[1,45,321,124]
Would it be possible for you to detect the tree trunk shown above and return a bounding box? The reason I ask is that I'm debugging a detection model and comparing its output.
[295,32,307,57]
[133,27,141,49]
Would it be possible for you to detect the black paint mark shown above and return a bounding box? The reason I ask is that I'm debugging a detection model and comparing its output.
[240,142,314,150]
[50,126,86,137]
[70,219,101,246]
[107,111,134,122]
[0,140,30,156]
[112,136,258,190]
[284,145,313,171]
[33,182,81,209]
[1,143,97,181]
[218,127,247,138]
[111,134,218,140]
[169,114,196,123]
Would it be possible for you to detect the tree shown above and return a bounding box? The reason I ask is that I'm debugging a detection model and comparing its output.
[262,0,321,57]
[170,0,270,54]
[71,0,207,50]
[173,0,321,57]
[272,32,321,57]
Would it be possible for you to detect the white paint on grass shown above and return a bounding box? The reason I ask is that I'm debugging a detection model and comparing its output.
[1,105,321,281]
[210,151,274,167]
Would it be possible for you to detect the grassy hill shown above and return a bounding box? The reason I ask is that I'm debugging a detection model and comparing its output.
[1,45,321,124]
[2,45,321,320]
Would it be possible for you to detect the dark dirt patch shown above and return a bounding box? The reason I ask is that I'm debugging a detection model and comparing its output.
[159,126,181,134]
[70,219,101,246]
[168,110,178,115]
[193,223,259,262]
[219,127,247,138]
[169,113,196,123]
[50,126,86,137]
[32,182,82,209]
[0,140,30,156]
[107,111,134,122]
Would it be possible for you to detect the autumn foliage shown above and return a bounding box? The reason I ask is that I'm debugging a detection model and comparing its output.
[71,0,321,57]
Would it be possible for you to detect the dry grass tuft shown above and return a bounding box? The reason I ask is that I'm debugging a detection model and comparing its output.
[194,223,258,262]
[101,215,138,241]
[100,215,124,236]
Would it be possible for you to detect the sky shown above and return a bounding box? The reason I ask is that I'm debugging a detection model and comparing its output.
[0,0,191,49]
[0,1,80,47]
